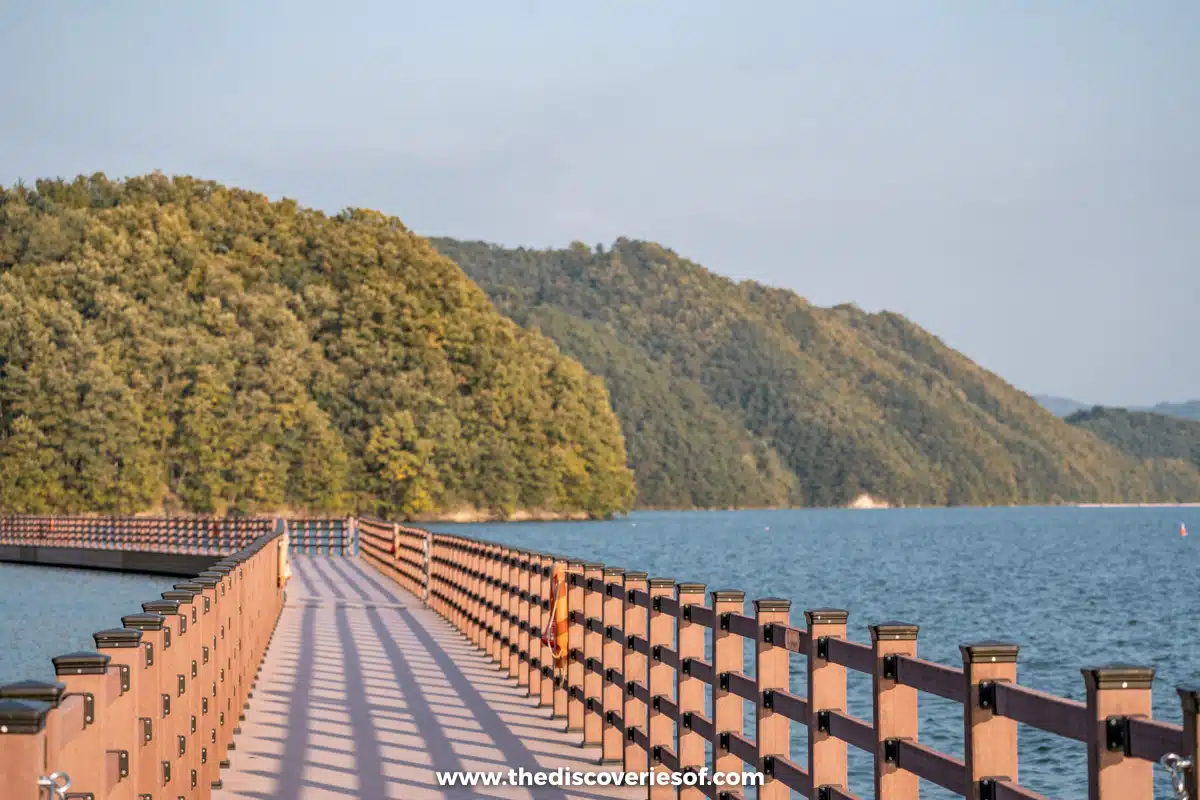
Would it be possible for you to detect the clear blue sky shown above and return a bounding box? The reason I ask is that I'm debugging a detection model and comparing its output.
[1,2,1195,405]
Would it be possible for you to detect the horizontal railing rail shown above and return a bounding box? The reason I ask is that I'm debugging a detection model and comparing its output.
[0,518,289,800]
[356,522,1200,800]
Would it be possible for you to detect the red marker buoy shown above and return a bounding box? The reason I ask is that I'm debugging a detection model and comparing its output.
[1182,524,1188,537]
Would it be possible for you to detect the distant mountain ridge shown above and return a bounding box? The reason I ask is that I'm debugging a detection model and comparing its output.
[433,237,1200,509]
[1036,395,1200,421]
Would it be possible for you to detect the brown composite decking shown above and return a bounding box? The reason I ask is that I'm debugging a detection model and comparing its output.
[214,555,641,800]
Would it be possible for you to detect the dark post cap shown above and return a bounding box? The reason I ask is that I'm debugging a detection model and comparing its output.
[142,600,181,615]
[0,681,66,706]
[1178,686,1200,713]
[754,598,791,613]
[960,642,1020,664]
[603,567,625,577]
[121,613,165,631]
[94,628,144,649]
[161,590,196,604]
[677,582,706,594]
[209,564,235,574]
[1082,665,1155,691]
[648,577,676,588]
[0,698,52,733]
[710,590,745,603]
[584,563,604,571]
[870,623,920,641]
[52,651,112,676]
[173,583,204,592]
[805,609,849,625]
[624,571,649,581]
[197,571,225,579]
[567,560,586,568]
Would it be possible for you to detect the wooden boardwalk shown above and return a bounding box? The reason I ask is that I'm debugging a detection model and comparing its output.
[214,556,640,800]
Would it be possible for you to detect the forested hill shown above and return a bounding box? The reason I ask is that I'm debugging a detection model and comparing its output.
[1066,407,1200,470]
[0,175,635,518]
[433,237,1200,508]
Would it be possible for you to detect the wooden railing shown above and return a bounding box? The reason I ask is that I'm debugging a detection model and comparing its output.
[0,515,272,554]
[0,525,288,800]
[283,516,356,555]
[361,527,1200,800]
[358,516,429,599]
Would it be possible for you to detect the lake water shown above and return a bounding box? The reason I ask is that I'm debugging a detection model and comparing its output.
[3,507,1197,798]
[0,563,175,684]
[428,507,1200,800]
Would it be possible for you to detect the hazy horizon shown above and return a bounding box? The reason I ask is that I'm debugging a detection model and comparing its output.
[1,2,1194,406]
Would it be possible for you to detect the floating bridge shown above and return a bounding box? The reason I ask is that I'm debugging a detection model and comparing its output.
[0,515,1196,799]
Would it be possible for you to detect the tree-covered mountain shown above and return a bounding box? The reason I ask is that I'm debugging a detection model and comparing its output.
[0,174,635,519]
[434,237,1200,508]
[1036,395,1200,422]
[1066,407,1200,470]
[1139,401,1200,421]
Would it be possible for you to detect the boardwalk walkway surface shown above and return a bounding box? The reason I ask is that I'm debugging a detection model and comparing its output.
[214,556,640,800]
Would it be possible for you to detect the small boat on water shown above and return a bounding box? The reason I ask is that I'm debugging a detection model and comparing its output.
[1182,523,1188,537]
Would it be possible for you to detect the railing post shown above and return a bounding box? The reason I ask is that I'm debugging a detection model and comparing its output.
[121,612,169,792]
[487,546,503,662]
[521,552,536,684]
[677,582,707,799]
[422,530,432,604]
[499,549,514,672]
[756,598,791,800]
[648,578,676,800]
[961,642,1019,798]
[583,563,605,747]
[1083,666,1154,799]
[528,553,547,701]
[50,651,114,792]
[391,523,402,588]
[871,622,920,800]
[602,567,625,764]
[807,609,849,794]
[623,571,649,775]
[1178,687,1200,800]
[451,538,463,630]
[712,590,746,777]
[509,550,525,681]
[567,560,586,734]
[0,700,48,800]
[93,628,142,790]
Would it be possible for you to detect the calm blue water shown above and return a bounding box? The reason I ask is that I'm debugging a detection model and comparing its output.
[429,507,1200,800]
[0,563,175,684]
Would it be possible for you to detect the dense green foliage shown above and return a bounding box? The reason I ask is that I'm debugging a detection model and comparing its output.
[1067,407,1200,469]
[434,237,1200,508]
[0,174,635,518]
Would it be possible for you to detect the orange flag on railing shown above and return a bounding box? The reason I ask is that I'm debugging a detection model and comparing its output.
[541,564,570,670]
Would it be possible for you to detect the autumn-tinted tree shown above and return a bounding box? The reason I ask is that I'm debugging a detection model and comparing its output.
[0,174,635,519]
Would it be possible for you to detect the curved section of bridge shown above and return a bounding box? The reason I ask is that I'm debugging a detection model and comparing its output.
[216,556,635,799]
